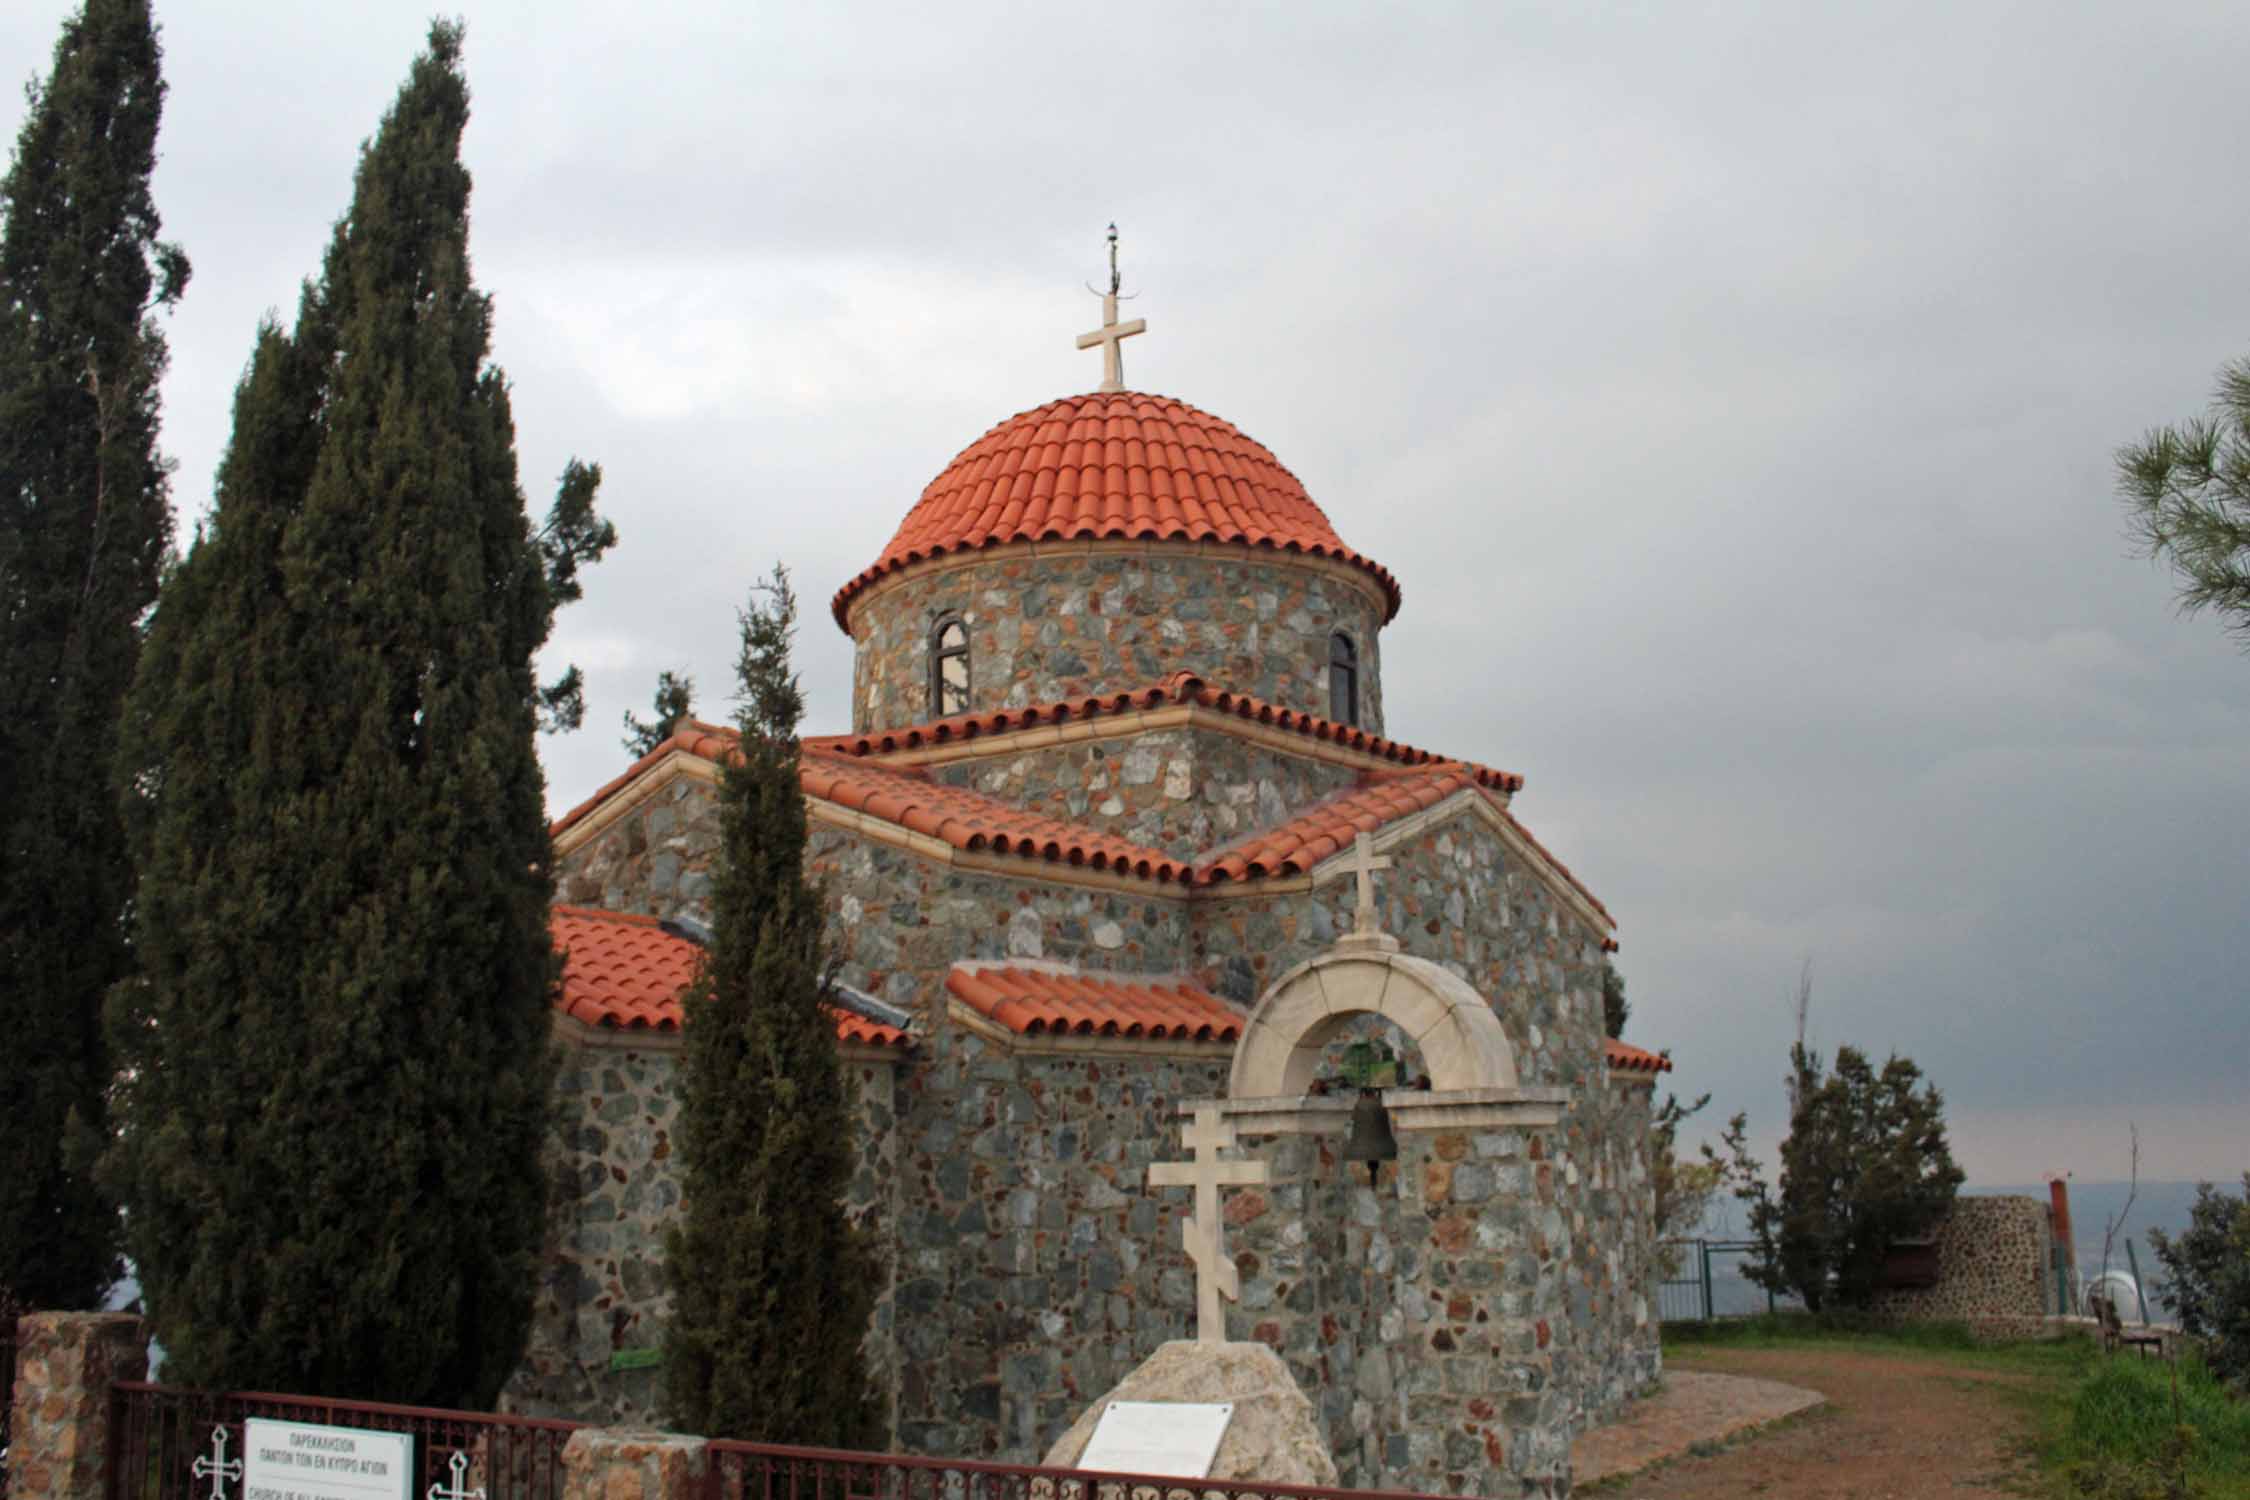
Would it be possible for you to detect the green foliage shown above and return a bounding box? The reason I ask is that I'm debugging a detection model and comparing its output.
[2043,1352,2250,1500]
[2117,359,2250,646]
[2147,1176,2250,1390]
[1602,961,1629,1039]
[1650,1089,1717,1277]
[0,0,185,1314]
[621,669,695,757]
[1711,1044,1963,1313]
[665,567,880,1444]
[103,23,607,1407]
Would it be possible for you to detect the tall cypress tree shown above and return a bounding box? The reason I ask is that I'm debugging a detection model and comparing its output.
[666,568,880,1444]
[105,23,611,1407]
[0,0,186,1315]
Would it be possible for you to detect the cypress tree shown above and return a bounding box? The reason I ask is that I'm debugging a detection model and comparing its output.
[105,23,612,1406]
[665,568,880,1444]
[620,668,695,757]
[0,0,187,1315]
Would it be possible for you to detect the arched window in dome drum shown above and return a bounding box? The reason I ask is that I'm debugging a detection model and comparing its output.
[930,616,970,716]
[1330,632,1360,727]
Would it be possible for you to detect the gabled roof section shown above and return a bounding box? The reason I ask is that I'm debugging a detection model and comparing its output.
[1604,1038,1673,1075]
[806,671,1523,793]
[547,684,1605,928]
[550,905,912,1049]
[802,752,1196,885]
[551,719,736,842]
[1200,764,1485,884]
[946,964,1242,1042]
[831,392,1401,631]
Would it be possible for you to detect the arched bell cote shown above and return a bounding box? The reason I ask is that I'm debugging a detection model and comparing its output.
[1218,942,1567,1134]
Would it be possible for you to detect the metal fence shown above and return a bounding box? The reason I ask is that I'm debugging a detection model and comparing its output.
[706,1438,1468,1500]
[2,1308,16,1500]
[107,1382,582,1500]
[1657,1239,1782,1323]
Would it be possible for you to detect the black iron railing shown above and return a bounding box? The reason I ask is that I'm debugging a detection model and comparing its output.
[107,1382,581,1500]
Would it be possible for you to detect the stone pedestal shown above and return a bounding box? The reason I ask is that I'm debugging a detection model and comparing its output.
[6,1312,150,1500]
[559,1429,707,1500]
[1041,1340,1336,1485]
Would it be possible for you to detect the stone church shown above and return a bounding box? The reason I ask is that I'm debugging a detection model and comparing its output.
[501,301,1673,1496]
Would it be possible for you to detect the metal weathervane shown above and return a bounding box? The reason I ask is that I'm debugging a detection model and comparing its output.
[1076,222,1146,393]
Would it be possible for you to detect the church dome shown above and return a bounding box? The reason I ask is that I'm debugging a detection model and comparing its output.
[830,391,1400,631]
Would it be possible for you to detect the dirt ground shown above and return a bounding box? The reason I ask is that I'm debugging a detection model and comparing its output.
[1588,1344,2051,1498]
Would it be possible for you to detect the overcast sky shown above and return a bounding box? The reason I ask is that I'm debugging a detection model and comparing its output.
[8,0,2244,1185]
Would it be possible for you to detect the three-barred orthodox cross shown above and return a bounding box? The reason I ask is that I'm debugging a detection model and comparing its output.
[1146,1103,1269,1344]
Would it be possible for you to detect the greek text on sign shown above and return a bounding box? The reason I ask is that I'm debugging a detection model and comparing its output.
[244,1419,413,1500]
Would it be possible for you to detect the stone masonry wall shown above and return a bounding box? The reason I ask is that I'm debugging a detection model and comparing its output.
[806,826,1193,1014]
[1871,1195,2054,1340]
[504,1037,904,1430]
[1193,806,1660,1446]
[546,751,1662,1491]
[556,775,720,927]
[890,1015,1232,1458]
[846,547,1387,737]
[6,1312,148,1500]
[934,727,1361,862]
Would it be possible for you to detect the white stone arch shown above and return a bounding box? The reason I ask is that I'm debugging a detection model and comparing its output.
[1229,948,1520,1100]
[1210,943,1567,1134]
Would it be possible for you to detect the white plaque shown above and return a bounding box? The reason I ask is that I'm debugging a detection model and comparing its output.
[244,1419,413,1500]
[1076,1400,1234,1479]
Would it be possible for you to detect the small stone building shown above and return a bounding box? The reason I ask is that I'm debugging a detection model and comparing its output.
[503,380,1673,1496]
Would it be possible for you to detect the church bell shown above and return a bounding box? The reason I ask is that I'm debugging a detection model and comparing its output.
[1341,1090,1398,1187]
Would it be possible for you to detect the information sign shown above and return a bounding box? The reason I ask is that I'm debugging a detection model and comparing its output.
[1075,1400,1234,1479]
[244,1419,413,1500]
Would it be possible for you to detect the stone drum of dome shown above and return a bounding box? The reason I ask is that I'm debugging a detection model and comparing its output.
[836,392,1398,736]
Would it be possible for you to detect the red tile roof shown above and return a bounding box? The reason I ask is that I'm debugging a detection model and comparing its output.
[807,671,1523,793]
[830,393,1400,631]
[1603,1038,1672,1075]
[946,965,1242,1042]
[550,905,911,1048]
[801,751,1196,884]
[1200,765,1483,883]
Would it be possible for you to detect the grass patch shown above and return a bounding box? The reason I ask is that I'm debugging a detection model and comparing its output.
[2038,1352,2250,1499]
[1664,1313,2093,1376]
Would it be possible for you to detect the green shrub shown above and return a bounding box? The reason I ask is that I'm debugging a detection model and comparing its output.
[2149,1177,2250,1390]
[2045,1353,2250,1499]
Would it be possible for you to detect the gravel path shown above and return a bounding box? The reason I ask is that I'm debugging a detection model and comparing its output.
[1580,1345,2049,1498]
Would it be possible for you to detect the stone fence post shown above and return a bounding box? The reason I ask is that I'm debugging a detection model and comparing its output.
[559,1429,708,1500]
[7,1312,150,1500]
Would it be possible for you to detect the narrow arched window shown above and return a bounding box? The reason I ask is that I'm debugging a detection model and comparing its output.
[930,617,970,716]
[1329,632,1359,726]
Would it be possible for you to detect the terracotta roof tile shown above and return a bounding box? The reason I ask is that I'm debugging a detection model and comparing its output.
[1199,765,1482,884]
[801,750,1194,884]
[1604,1038,1672,1075]
[553,907,699,1032]
[553,700,1603,928]
[550,905,911,1049]
[806,671,1524,793]
[831,393,1400,631]
[946,965,1242,1042]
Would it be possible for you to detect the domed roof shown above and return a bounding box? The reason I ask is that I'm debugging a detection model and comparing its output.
[830,391,1400,630]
